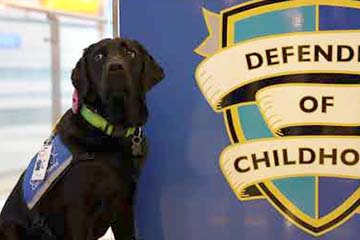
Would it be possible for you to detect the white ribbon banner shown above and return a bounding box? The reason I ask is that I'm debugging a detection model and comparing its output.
[195,31,360,111]
[220,137,360,195]
[256,85,360,134]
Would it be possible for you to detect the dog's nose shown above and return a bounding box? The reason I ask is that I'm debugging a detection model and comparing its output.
[109,63,124,71]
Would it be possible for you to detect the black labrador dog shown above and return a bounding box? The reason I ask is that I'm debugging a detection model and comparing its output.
[0,38,164,240]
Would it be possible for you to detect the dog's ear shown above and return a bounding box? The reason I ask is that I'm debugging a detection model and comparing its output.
[142,50,165,91]
[71,48,90,99]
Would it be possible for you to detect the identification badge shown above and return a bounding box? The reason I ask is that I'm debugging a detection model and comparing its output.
[31,144,53,181]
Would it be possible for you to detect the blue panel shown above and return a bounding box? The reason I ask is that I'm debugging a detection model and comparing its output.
[121,2,236,240]
[238,104,273,140]
[121,1,360,240]
[319,178,360,218]
[320,6,360,30]
[235,6,316,42]
[274,177,316,218]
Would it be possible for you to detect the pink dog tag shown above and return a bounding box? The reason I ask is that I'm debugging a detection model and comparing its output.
[72,90,80,113]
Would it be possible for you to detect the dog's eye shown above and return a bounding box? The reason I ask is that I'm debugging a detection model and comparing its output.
[94,53,104,61]
[125,49,136,59]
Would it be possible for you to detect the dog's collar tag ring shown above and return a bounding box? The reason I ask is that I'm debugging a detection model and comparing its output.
[131,128,144,156]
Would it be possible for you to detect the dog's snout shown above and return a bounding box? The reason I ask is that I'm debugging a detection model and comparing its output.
[109,63,124,71]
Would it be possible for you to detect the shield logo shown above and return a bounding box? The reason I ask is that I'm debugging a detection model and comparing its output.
[195,0,360,236]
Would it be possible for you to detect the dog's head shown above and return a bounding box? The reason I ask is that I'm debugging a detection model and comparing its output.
[71,38,164,128]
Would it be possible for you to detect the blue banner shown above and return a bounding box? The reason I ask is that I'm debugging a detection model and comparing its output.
[121,1,360,239]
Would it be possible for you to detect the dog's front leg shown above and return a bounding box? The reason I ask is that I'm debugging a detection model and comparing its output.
[111,202,135,240]
[66,207,94,240]
[0,223,23,240]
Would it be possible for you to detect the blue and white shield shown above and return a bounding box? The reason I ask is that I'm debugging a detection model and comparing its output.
[195,0,360,236]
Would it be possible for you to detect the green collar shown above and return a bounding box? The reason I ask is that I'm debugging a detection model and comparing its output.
[80,105,136,137]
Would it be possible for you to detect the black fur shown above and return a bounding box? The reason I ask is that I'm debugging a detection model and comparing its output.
[0,38,164,240]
